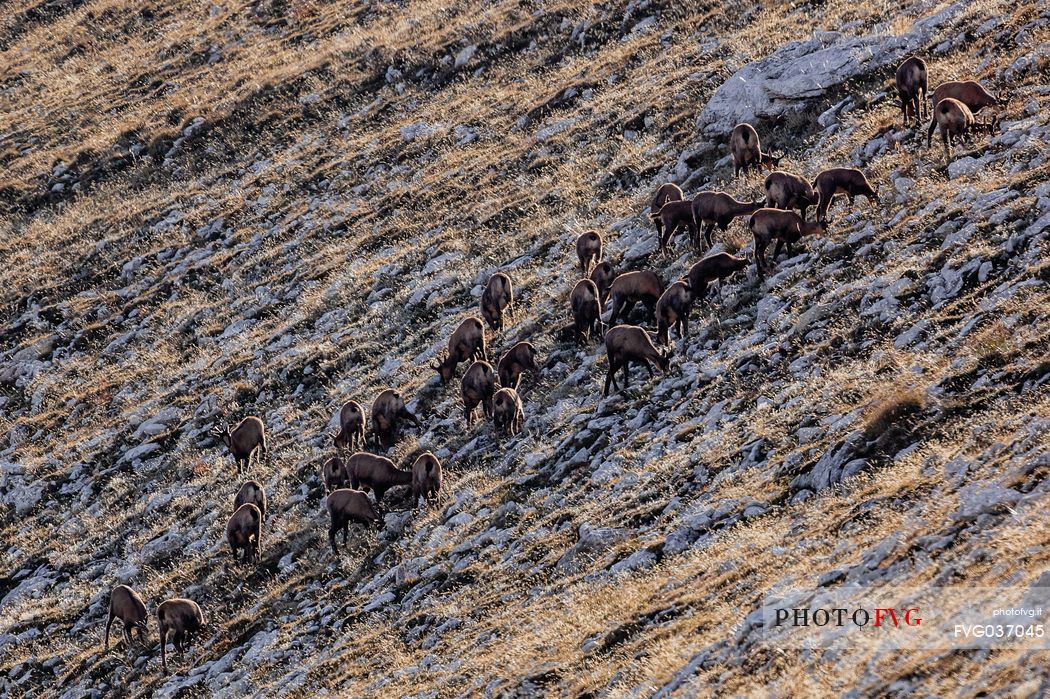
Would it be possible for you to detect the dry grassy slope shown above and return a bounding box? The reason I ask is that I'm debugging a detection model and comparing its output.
[1,0,1049,696]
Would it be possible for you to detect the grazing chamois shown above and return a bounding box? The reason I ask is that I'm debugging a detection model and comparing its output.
[576,230,603,275]
[895,56,929,126]
[764,171,818,220]
[606,270,664,327]
[333,400,365,453]
[812,168,879,223]
[493,387,524,436]
[226,503,262,564]
[461,360,497,426]
[211,416,267,474]
[322,457,348,494]
[434,317,487,383]
[370,389,421,450]
[655,281,694,348]
[104,585,148,650]
[157,598,204,674]
[649,183,684,245]
[570,279,605,345]
[498,341,539,390]
[345,452,412,505]
[730,123,781,177]
[589,261,615,306]
[412,452,442,506]
[931,80,1003,113]
[481,273,514,332]
[327,488,381,555]
[233,480,267,520]
[687,253,749,301]
[927,97,995,161]
[691,191,765,248]
[748,208,826,276]
[603,325,671,397]
[651,199,697,254]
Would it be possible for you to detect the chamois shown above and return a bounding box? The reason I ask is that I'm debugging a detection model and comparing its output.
[576,230,603,275]
[650,182,684,217]
[226,503,262,564]
[345,452,412,504]
[895,56,928,126]
[764,171,818,220]
[433,317,487,384]
[603,325,671,397]
[104,585,148,651]
[157,598,204,674]
[687,253,749,301]
[481,273,514,332]
[650,199,697,254]
[412,452,442,506]
[461,360,497,426]
[606,270,664,327]
[498,341,539,390]
[370,389,421,450]
[927,97,993,161]
[730,123,781,177]
[493,387,524,436]
[570,279,605,345]
[327,488,381,555]
[322,456,348,494]
[655,281,694,348]
[931,80,1002,114]
[233,480,267,520]
[333,400,365,453]
[812,168,879,223]
[748,208,826,275]
[589,261,615,306]
[211,416,267,474]
[691,191,765,248]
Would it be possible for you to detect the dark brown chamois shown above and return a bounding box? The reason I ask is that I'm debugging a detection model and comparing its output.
[333,400,365,453]
[412,452,443,506]
[764,171,818,220]
[895,56,928,126]
[461,360,497,426]
[104,585,148,650]
[370,389,421,450]
[498,341,539,390]
[345,452,412,504]
[655,281,694,348]
[691,191,765,248]
[650,199,697,255]
[603,325,671,397]
[233,479,267,519]
[606,270,664,327]
[226,503,262,564]
[157,598,204,674]
[481,273,514,332]
[570,279,605,345]
[748,208,826,276]
[493,387,524,436]
[589,261,615,306]
[576,230,603,275]
[812,168,879,224]
[322,457,347,494]
[433,317,487,384]
[211,416,267,474]
[729,123,781,177]
[686,253,749,301]
[327,488,381,555]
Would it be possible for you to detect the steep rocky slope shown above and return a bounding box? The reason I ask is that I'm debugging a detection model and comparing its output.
[1,0,1049,696]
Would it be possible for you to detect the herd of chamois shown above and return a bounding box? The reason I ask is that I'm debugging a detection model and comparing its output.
[101,56,1005,674]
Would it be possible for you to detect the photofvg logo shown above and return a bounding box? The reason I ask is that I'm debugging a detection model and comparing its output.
[758,586,1050,651]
